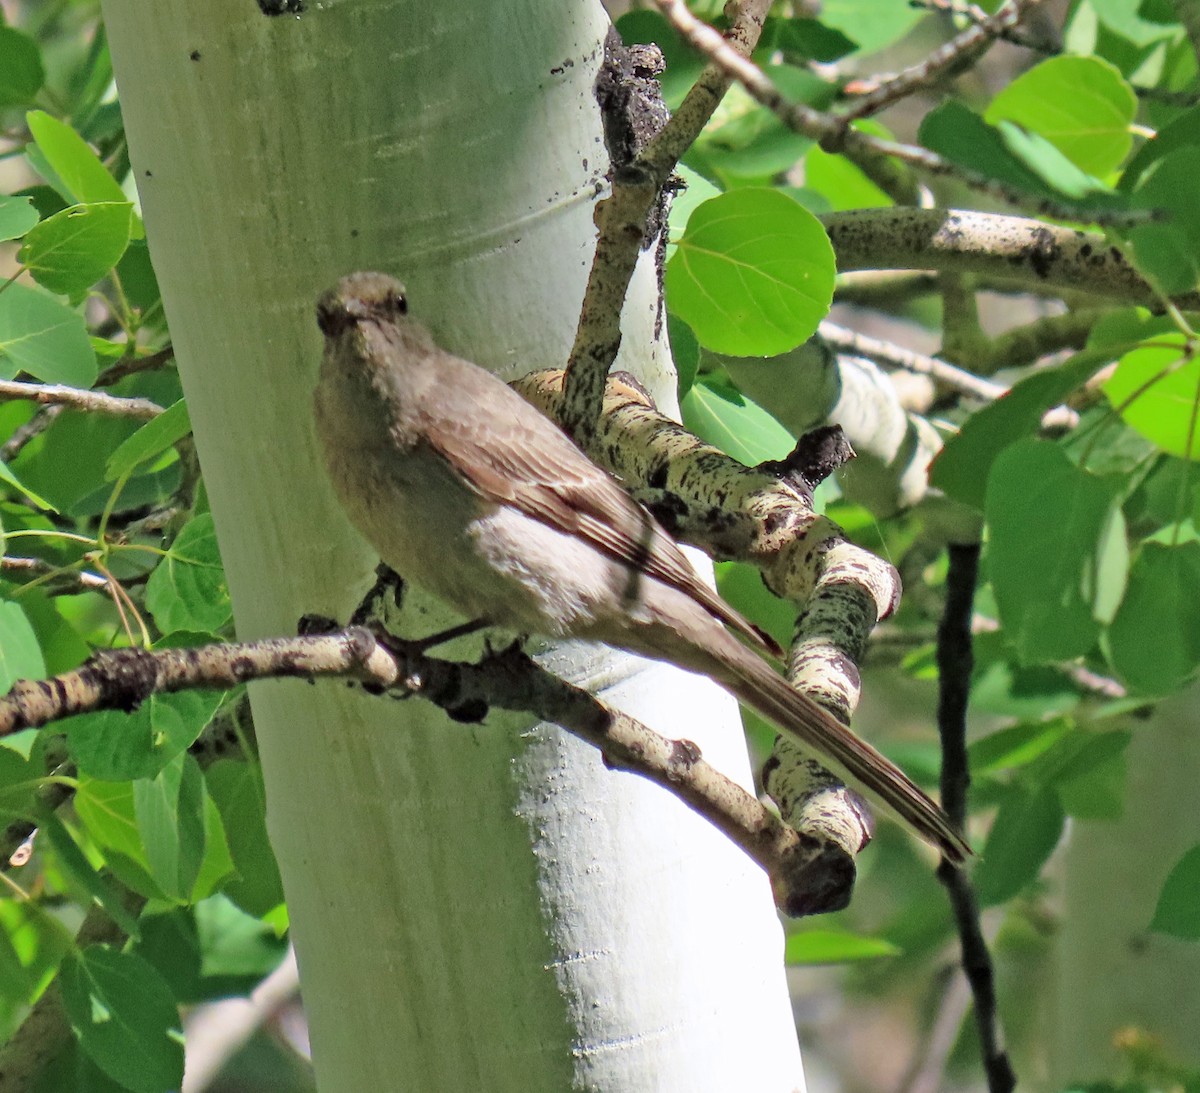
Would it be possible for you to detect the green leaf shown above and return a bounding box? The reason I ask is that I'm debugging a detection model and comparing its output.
[205,760,285,917]
[920,100,1120,206]
[39,812,141,938]
[816,0,925,54]
[967,718,1074,776]
[59,946,184,1093]
[784,928,901,964]
[974,784,1065,906]
[695,66,825,181]
[1108,541,1200,692]
[105,400,190,481]
[1103,334,1200,458]
[74,777,165,901]
[930,347,1108,510]
[0,600,45,693]
[144,513,231,635]
[1129,147,1200,293]
[985,56,1136,177]
[134,754,207,903]
[18,202,134,298]
[985,440,1125,664]
[665,188,835,356]
[64,690,227,782]
[681,379,796,466]
[0,194,40,242]
[667,314,699,397]
[0,457,59,511]
[0,741,38,826]
[1149,843,1200,939]
[26,111,129,207]
[1127,221,1198,295]
[0,282,96,385]
[0,26,45,107]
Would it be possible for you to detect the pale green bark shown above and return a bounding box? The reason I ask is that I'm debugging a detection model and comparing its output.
[100,2,804,1089]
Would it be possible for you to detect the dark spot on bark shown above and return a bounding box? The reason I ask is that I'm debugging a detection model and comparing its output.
[189,49,201,61]
[646,462,669,490]
[763,511,786,535]
[1079,243,1092,258]
[350,228,359,238]
[144,170,153,178]
[257,0,303,13]
[231,655,256,680]
[361,681,384,695]
[670,738,702,767]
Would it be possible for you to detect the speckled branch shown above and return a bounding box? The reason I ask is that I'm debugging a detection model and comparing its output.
[0,626,826,917]
[560,0,772,438]
[825,208,1200,308]
[516,369,904,907]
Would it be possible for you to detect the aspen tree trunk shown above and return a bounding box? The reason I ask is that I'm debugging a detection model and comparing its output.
[101,2,805,1089]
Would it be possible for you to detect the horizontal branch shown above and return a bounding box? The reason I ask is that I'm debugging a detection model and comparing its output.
[0,626,834,917]
[0,379,163,419]
[824,208,1200,309]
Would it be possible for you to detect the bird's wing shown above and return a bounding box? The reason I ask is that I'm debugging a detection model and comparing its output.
[418,378,780,658]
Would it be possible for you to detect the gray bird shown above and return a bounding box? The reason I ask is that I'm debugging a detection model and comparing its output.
[313,271,969,863]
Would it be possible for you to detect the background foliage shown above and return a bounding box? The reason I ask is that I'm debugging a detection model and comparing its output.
[1,0,1199,1089]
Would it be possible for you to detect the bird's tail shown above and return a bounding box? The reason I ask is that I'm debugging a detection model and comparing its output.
[711,633,971,863]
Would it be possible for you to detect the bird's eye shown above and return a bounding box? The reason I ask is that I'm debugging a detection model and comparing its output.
[390,292,408,316]
[315,300,344,336]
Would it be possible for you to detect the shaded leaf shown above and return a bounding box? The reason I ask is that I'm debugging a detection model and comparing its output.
[0,27,44,107]
[1149,843,1200,939]
[985,56,1136,177]
[974,784,1065,906]
[1108,541,1200,692]
[0,193,39,242]
[682,379,796,466]
[0,600,45,693]
[18,202,134,298]
[985,440,1126,663]
[105,400,190,481]
[59,946,184,1093]
[144,514,231,635]
[0,282,96,385]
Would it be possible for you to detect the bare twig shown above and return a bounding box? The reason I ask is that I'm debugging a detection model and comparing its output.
[0,379,163,420]
[1,556,111,593]
[96,344,175,387]
[935,543,1016,1093]
[0,404,63,462]
[839,0,1043,123]
[819,321,1007,402]
[652,0,1151,225]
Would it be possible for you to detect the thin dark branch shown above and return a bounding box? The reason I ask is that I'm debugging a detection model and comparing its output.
[96,344,175,387]
[652,0,1153,226]
[935,543,1015,1093]
[839,0,1043,123]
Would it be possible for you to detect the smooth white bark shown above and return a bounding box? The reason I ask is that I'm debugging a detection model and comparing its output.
[101,2,804,1089]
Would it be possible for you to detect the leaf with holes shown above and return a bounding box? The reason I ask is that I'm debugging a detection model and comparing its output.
[59,946,184,1093]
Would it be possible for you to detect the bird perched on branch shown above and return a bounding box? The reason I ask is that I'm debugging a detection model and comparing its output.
[313,271,969,863]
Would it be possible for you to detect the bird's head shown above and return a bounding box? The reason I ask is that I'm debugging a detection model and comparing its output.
[316,272,408,338]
